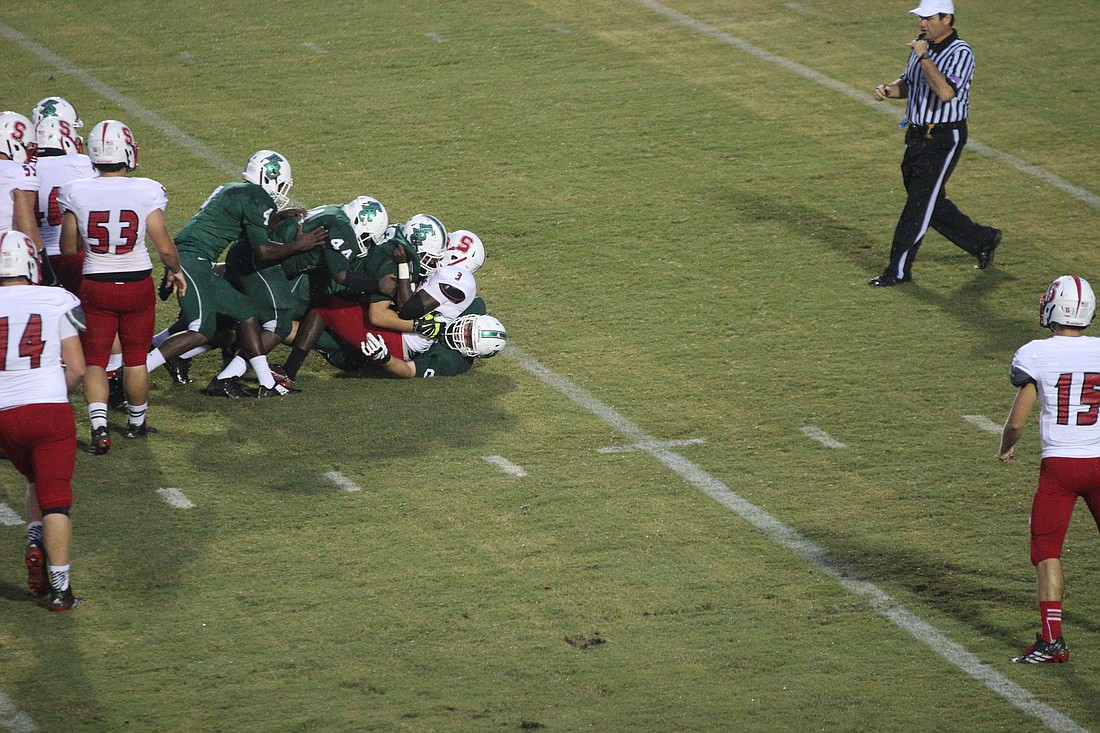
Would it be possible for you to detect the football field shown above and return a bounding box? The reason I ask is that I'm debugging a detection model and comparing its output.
[2,1,1100,731]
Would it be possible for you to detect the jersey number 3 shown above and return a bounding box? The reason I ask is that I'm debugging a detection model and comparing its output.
[1056,372,1100,426]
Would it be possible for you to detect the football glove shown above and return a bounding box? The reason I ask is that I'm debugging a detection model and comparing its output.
[360,333,391,364]
[158,269,174,301]
[412,312,444,339]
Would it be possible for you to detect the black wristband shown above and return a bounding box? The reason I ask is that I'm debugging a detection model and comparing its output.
[919,53,931,61]
[340,271,379,294]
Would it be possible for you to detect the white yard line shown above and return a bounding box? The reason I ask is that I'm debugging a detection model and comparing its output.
[481,455,528,477]
[0,17,1085,733]
[324,471,362,493]
[504,344,1086,733]
[0,503,22,527]
[799,426,847,449]
[155,488,195,509]
[0,691,37,733]
[597,438,706,453]
[631,0,1100,213]
[964,415,1003,435]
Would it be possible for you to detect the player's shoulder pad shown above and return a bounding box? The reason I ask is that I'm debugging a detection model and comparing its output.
[1009,365,1035,388]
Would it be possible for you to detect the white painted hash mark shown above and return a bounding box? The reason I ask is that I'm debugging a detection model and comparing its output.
[324,471,362,493]
[598,438,707,453]
[426,32,447,43]
[301,41,327,54]
[0,690,38,733]
[156,488,195,509]
[800,426,847,449]
[0,503,22,527]
[481,456,527,477]
[963,415,1002,435]
[504,344,1087,733]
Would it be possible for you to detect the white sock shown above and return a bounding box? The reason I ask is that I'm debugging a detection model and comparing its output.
[249,355,275,388]
[217,356,248,381]
[146,348,166,372]
[127,402,148,427]
[88,403,108,430]
[26,520,43,545]
[49,564,70,592]
[106,352,123,372]
[151,328,172,348]
[181,345,212,359]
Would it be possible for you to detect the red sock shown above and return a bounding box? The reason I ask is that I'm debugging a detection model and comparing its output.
[1039,601,1062,642]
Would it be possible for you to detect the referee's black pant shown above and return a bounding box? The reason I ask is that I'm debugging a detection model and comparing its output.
[883,121,997,281]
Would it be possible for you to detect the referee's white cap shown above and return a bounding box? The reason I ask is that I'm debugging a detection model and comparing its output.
[909,0,954,15]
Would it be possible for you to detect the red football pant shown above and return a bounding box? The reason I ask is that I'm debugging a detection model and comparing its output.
[1030,456,1100,565]
[78,277,156,368]
[313,296,404,358]
[48,252,85,296]
[0,403,76,511]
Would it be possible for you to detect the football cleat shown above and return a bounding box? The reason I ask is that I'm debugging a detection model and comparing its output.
[164,356,193,384]
[269,364,295,390]
[868,272,911,287]
[48,586,80,612]
[89,426,111,455]
[25,541,49,597]
[257,382,298,398]
[125,423,158,439]
[1012,634,1069,664]
[107,370,128,411]
[202,377,248,399]
[975,228,1002,270]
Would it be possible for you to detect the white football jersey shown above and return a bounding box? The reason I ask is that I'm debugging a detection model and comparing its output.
[34,154,96,255]
[0,158,40,230]
[0,285,81,410]
[1012,334,1100,458]
[402,265,476,357]
[57,176,167,275]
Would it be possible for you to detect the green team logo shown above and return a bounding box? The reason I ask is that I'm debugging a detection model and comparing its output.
[357,201,383,222]
[39,99,60,118]
[262,154,284,179]
[408,224,434,245]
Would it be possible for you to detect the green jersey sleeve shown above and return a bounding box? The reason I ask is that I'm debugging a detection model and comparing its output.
[412,342,474,378]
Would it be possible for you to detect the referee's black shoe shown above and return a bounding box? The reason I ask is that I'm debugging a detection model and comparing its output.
[868,272,911,287]
[975,228,1002,270]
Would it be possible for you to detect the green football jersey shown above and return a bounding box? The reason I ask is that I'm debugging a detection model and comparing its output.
[175,182,276,260]
[363,229,420,303]
[274,205,357,282]
[411,341,473,378]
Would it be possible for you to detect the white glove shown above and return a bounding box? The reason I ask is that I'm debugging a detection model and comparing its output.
[360,333,391,363]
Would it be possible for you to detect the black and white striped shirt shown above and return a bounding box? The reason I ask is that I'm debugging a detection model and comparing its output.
[903,31,974,125]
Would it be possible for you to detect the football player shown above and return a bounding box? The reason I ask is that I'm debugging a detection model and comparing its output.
[0,230,87,611]
[145,150,327,398]
[0,111,46,263]
[214,197,396,392]
[33,116,95,294]
[360,312,507,378]
[58,120,186,452]
[442,229,486,273]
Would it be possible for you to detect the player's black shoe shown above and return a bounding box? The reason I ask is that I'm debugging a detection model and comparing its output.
[1012,634,1069,664]
[164,356,193,384]
[48,585,80,612]
[125,423,158,439]
[257,382,299,398]
[202,377,247,399]
[868,272,911,287]
[975,228,1002,270]
[25,541,49,597]
[269,364,295,390]
[89,426,111,455]
[107,371,128,411]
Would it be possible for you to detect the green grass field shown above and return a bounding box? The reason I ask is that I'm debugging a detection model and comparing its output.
[2,1,1100,731]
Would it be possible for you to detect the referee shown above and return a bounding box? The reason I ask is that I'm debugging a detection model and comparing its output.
[869,0,1001,287]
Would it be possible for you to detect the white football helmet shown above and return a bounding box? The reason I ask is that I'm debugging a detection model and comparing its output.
[444,314,507,358]
[443,230,486,273]
[402,214,447,277]
[31,97,83,128]
[342,196,390,248]
[242,150,293,209]
[0,230,39,282]
[88,119,138,169]
[0,111,35,163]
[34,117,82,155]
[1040,275,1096,329]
